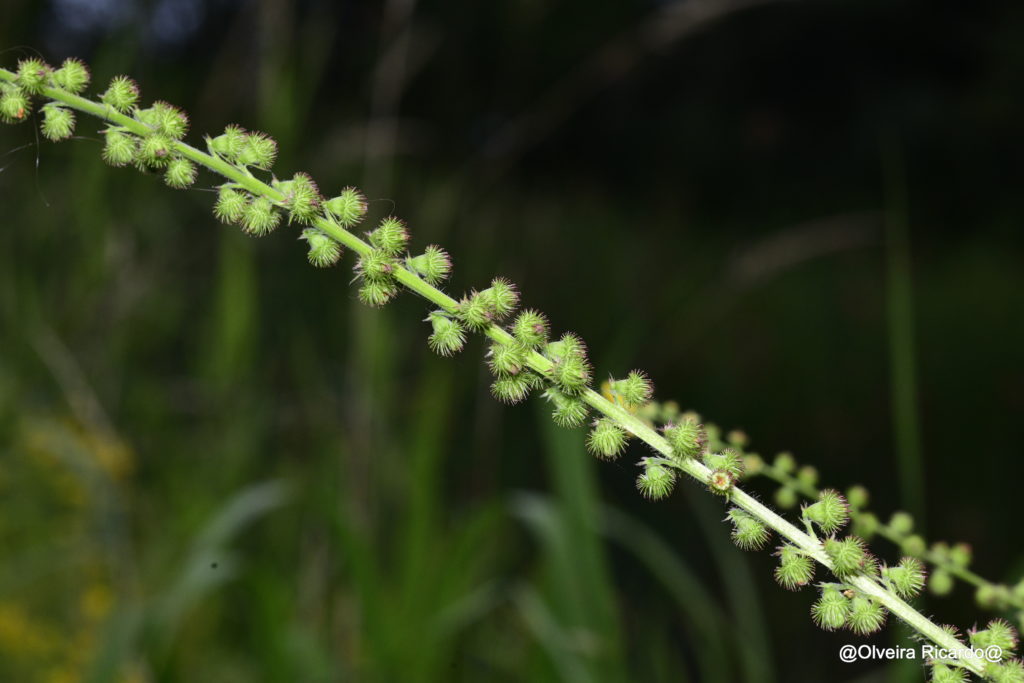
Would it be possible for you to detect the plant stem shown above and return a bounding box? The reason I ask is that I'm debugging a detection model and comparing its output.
[882,139,926,525]
[0,65,987,677]
[755,460,1024,612]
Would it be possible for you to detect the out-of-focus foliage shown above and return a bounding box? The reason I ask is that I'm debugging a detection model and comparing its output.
[0,0,1021,681]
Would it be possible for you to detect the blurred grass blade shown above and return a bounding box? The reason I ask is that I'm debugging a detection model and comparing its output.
[882,136,925,526]
[685,492,775,683]
[600,505,733,682]
[153,480,291,653]
[513,581,595,683]
[536,412,627,682]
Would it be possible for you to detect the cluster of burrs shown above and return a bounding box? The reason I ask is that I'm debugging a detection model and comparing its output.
[0,58,451,298]
[5,55,1023,682]
[2,57,88,131]
[630,401,1024,682]
[1,58,204,187]
[653,412,913,633]
[1,59,656,449]
[745,449,1024,620]
[711,428,1020,681]
[649,405,1024,622]
[429,277,656,443]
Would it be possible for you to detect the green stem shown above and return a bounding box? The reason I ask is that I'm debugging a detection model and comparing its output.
[1,66,987,677]
[756,461,1024,612]
[882,139,925,525]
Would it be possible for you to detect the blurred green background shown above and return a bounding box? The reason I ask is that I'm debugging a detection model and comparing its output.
[1,0,1022,681]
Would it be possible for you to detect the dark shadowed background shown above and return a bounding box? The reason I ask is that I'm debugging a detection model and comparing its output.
[1,0,1022,681]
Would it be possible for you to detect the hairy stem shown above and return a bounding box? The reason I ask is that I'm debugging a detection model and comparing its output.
[754,458,1024,613]
[0,65,989,677]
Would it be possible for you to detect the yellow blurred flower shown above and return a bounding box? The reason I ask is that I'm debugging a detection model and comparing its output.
[80,584,113,622]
